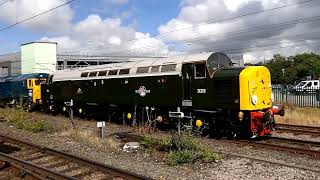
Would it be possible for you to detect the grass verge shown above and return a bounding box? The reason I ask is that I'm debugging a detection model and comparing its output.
[276,106,320,127]
[60,128,123,149]
[142,133,221,166]
[0,108,52,133]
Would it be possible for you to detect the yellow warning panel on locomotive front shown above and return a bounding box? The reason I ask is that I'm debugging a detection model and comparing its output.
[239,66,272,111]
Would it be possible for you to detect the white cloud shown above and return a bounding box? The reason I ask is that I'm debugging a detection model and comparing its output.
[0,0,73,32]
[2,0,318,61]
[42,14,168,56]
[129,32,168,55]
[224,0,248,11]
[158,0,320,63]
[108,36,122,45]
[41,36,79,50]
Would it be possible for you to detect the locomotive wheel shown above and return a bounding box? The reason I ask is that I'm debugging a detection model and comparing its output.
[208,116,223,139]
[226,113,241,139]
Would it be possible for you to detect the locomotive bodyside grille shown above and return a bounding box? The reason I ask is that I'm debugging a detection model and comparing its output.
[215,80,233,103]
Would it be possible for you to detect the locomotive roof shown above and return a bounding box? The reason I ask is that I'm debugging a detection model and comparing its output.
[0,73,48,82]
[52,52,229,82]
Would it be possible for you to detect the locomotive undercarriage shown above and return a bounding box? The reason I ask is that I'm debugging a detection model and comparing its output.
[0,97,40,112]
[48,100,279,139]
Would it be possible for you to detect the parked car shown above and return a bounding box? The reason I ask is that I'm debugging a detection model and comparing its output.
[291,80,320,94]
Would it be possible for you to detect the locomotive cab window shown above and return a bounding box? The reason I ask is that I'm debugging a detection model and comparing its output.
[195,63,206,78]
[35,79,45,85]
[81,72,89,77]
[28,80,33,87]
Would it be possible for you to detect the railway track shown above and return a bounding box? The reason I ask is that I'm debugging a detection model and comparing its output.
[233,136,320,157]
[225,136,320,173]
[257,136,320,157]
[0,134,150,180]
[276,123,320,137]
[224,152,320,173]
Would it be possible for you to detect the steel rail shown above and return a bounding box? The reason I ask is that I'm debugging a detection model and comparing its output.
[276,124,320,136]
[233,137,320,157]
[0,134,151,180]
[223,152,320,173]
[0,152,76,180]
[267,136,320,146]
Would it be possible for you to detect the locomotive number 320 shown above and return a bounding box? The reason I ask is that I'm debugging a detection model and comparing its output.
[197,89,206,94]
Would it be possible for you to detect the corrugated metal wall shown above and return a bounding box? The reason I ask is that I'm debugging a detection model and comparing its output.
[0,53,21,77]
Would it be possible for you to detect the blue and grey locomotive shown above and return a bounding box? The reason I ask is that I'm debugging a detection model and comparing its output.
[0,73,48,109]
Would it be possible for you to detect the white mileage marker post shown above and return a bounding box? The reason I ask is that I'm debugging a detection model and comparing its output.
[64,99,75,129]
[97,121,106,139]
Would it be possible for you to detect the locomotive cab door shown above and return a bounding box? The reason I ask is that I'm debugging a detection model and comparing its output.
[182,63,194,106]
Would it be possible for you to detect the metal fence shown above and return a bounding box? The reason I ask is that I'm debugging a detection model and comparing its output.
[273,86,320,107]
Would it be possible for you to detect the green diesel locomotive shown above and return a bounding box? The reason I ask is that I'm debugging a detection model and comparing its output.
[41,52,284,138]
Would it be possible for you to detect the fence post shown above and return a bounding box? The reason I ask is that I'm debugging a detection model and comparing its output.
[282,85,285,104]
[285,85,288,105]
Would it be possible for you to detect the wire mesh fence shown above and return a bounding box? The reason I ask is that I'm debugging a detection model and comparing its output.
[273,85,320,107]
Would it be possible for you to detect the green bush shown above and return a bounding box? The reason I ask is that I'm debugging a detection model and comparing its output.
[198,148,222,163]
[142,133,221,165]
[168,146,221,166]
[168,150,195,166]
[0,108,51,133]
[177,133,201,151]
[141,135,159,149]
[158,137,173,151]
[25,121,52,133]
[142,135,173,151]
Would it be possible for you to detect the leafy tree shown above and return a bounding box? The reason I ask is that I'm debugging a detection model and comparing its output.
[251,53,320,84]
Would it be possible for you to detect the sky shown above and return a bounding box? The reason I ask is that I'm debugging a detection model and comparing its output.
[0,0,320,63]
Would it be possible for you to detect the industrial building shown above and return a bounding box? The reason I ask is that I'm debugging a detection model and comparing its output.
[0,42,244,77]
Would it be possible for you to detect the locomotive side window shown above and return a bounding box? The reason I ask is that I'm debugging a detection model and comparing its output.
[195,64,206,78]
[119,69,130,75]
[28,80,33,87]
[81,72,89,77]
[108,70,118,75]
[98,70,108,76]
[89,71,98,77]
[137,67,149,74]
[161,64,176,72]
[151,66,160,73]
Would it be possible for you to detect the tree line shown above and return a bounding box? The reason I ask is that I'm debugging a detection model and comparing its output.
[245,53,320,85]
